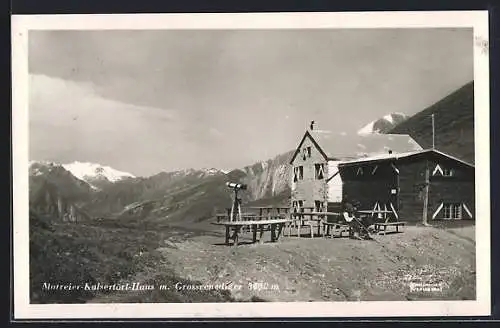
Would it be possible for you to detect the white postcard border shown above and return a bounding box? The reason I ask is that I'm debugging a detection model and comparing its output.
[12,11,491,319]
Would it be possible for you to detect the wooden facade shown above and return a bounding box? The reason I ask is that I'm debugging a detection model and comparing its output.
[337,149,475,222]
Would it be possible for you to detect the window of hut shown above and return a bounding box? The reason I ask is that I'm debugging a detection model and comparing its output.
[443,203,462,219]
[293,166,304,182]
[314,200,324,212]
[298,200,304,212]
[443,168,454,177]
[315,163,325,180]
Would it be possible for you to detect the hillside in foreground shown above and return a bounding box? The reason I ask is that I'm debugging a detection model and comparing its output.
[31,201,475,304]
[390,81,474,164]
[89,223,476,303]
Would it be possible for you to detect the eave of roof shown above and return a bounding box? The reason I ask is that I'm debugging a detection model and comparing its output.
[337,148,475,168]
[291,128,424,164]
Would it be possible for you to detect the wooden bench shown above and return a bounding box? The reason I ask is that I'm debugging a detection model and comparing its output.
[289,211,342,238]
[322,221,351,238]
[374,221,406,235]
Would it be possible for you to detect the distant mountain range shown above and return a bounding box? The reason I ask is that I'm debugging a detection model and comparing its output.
[28,153,292,225]
[28,80,474,227]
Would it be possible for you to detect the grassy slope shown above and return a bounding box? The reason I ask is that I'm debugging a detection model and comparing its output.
[29,211,235,303]
[33,208,475,303]
[390,81,474,164]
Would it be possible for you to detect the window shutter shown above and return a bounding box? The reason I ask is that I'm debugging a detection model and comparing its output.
[432,202,444,219]
[462,203,473,218]
[432,164,444,176]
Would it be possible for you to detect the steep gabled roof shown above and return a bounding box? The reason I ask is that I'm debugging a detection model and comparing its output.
[290,129,423,164]
[337,148,475,168]
[289,130,328,164]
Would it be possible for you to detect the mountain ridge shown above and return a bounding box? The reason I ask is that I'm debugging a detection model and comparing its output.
[389,81,474,164]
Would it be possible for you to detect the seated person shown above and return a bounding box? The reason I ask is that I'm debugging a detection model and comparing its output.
[342,201,359,238]
[343,201,371,240]
[342,209,355,223]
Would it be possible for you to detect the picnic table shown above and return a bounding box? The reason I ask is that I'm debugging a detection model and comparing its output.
[356,208,405,235]
[212,215,291,246]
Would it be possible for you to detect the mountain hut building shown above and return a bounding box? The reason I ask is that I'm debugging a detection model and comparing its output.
[337,149,475,222]
[289,126,423,214]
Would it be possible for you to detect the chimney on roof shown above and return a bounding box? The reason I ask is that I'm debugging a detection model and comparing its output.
[310,120,315,130]
[388,150,393,154]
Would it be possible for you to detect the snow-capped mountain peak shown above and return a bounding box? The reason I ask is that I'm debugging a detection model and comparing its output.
[357,121,376,136]
[357,112,409,135]
[62,161,135,183]
[203,168,225,175]
[383,114,394,124]
[195,167,228,177]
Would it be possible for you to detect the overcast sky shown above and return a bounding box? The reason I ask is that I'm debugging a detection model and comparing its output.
[28,28,473,176]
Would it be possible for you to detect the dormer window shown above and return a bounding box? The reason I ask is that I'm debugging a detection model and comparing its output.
[302,147,312,160]
[443,168,454,177]
[356,167,363,176]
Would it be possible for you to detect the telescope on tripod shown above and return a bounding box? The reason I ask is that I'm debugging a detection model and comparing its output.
[226,182,247,222]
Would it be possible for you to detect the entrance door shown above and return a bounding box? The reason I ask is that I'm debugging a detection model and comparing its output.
[387,171,399,218]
